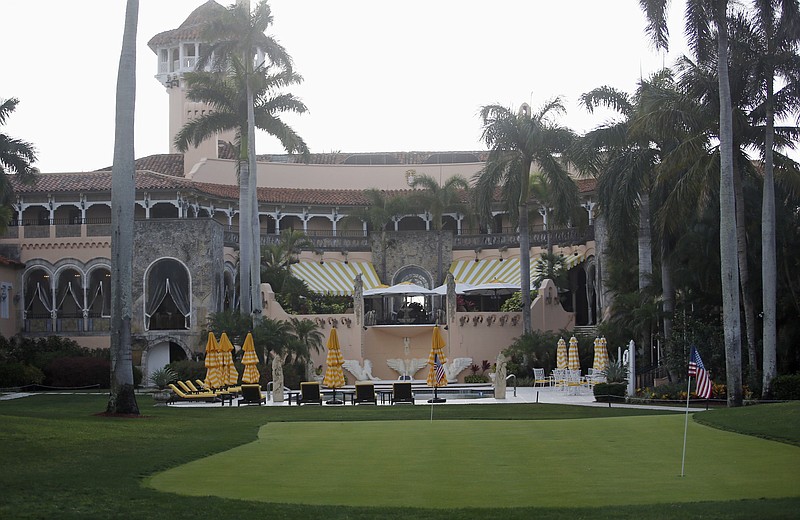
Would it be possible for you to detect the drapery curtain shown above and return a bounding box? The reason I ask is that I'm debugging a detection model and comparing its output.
[56,281,83,315]
[87,281,109,317]
[144,277,168,330]
[26,282,53,313]
[167,278,191,328]
[145,278,191,330]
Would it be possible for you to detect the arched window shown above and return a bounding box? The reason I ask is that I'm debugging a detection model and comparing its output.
[87,267,111,318]
[55,267,83,319]
[24,268,52,319]
[145,258,191,330]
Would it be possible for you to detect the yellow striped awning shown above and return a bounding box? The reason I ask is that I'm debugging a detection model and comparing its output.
[290,261,382,296]
[450,254,588,289]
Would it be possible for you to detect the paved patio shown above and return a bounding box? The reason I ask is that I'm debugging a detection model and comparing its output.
[1,386,700,412]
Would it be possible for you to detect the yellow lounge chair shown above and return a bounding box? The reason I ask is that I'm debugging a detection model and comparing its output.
[168,384,217,403]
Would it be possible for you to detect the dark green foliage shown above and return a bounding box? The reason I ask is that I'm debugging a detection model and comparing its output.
[167,359,207,383]
[769,374,800,401]
[663,314,726,382]
[45,357,110,388]
[464,374,489,383]
[0,335,105,387]
[0,362,44,387]
[503,330,561,377]
[594,382,627,402]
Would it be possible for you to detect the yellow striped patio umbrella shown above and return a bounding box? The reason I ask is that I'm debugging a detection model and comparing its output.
[240,332,260,384]
[568,336,580,371]
[556,337,568,370]
[426,326,448,403]
[323,328,345,403]
[203,332,223,389]
[592,336,609,373]
[218,332,239,387]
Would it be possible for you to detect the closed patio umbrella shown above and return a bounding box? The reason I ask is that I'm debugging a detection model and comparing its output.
[323,328,345,404]
[592,336,609,373]
[241,332,260,385]
[556,337,568,370]
[426,325,448,403]
[218,332,239,388]
[568,336,580,371]
[203,332,223,390]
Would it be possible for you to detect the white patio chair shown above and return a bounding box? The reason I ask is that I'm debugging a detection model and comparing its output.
[566,369,583,395]
[533,368,550,387]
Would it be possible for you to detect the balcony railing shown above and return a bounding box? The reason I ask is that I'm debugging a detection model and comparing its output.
[222,225,594,252]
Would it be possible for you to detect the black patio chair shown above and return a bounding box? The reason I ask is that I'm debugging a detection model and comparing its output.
[391,382,414,405]
[299,382,323,405]
[354,382,377,405]
[237,384,266,406]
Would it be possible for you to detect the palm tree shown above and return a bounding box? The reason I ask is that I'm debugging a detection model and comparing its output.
[341,189,411,282]
[474,99,578,334]
[408,173,470,283]
[175,67,308,314]
[578,73,685,362]
[0,97,38,233]
[749,0,800,396]
[195,0,307,317]
[0,98,38,181]
[640,0,743,406]
[106,0,140,416]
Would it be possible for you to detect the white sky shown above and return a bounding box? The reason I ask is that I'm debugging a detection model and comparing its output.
[3,0,696,174]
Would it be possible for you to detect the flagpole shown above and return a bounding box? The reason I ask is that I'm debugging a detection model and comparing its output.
[680,376,692,477]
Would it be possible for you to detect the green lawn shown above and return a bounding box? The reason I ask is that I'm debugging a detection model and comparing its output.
[2,394,799,519]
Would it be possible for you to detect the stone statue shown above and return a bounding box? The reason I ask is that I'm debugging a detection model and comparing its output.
[353,273,364,326]
[272,354,284,403]
[494,352,507,399]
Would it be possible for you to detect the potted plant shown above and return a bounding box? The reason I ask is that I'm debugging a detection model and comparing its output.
[594,361,628,403]
[149,366,178,404]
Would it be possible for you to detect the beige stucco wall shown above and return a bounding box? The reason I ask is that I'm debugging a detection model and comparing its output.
[188,158,484,191]
[0,264,22,338]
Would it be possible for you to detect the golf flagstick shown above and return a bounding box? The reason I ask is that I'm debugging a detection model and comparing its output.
[680,375,692,477]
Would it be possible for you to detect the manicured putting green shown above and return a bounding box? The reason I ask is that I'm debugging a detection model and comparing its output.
[147,416,800,508]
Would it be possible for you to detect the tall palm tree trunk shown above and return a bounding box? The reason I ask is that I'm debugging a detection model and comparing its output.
[107,0,140,415]
[247,83,262,319]
[638,191,653,357]
[716,6,744,407]
[762,72,777,395]
[733,163,759,387]
[239,134,253,315]
[519,199,533,334]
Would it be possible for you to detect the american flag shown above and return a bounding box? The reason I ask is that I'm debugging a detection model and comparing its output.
[434,354,445,385]
[688,347,713,399]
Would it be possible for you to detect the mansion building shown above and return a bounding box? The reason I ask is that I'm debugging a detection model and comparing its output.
[0,1,603,383]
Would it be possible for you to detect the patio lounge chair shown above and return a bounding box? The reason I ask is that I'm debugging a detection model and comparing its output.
[184,380,203,393]
[299,382,323,405]
[354,382,377,405]
[391,382,414,405]
[167,384,217,403]
[237,384,266,406]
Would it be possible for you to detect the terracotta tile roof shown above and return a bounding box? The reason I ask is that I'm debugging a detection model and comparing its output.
[0,255,24,267]
[95,154,184,177]
[576,178,597,193]
[147,0,226,50]
[9,170,192,194]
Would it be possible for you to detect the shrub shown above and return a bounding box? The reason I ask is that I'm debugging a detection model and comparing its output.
[45,357,110,388]
[167,359,206,383]
[594,382,626,403]
[0,362,45,387]
[464,374,489,384]
[148,367,178,389]
[770,374,800,400]
[603,361,628,384]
